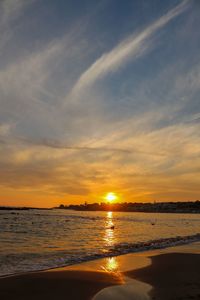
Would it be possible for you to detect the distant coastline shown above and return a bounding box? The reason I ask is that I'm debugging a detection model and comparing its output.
[0,206,50,211]
[56,201,200,214]
[1,201,200,213]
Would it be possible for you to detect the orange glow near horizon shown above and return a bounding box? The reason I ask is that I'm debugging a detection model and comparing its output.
[1,186,198,208]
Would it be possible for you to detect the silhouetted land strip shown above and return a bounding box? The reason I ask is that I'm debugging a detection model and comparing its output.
[57,201,200,213]
[0,207,50,211]
[1,201,200,213]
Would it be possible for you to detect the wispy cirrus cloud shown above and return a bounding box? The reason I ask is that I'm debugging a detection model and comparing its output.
[0,0,34,51]
[70,0,190,97]
[0,0,28,25]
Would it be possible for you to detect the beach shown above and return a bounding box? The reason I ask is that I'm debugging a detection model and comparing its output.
[0,242,199,300]
[1,0,200,299]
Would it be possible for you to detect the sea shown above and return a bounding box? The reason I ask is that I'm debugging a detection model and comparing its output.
[0,209,200,277]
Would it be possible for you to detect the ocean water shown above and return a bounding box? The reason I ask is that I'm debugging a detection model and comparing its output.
[0,209,200,276]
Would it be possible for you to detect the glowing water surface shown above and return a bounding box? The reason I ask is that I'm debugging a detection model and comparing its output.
[0,209,200,276]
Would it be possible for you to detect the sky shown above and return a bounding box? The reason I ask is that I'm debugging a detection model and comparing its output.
[0,0,200,207]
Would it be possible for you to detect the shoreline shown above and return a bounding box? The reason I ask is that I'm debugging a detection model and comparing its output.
[1,233,200,279]
[0,233,200,279]
[0,242,200,299]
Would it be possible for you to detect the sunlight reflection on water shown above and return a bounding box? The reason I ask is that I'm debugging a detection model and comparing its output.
[104,212,115,248]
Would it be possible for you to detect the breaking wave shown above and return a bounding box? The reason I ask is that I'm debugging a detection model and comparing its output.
[1,233,200,277]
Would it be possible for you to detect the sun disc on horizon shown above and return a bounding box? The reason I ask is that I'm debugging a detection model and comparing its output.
[105,192,117,203]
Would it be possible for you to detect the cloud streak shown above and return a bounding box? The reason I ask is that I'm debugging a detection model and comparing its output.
[70,0,190,97]
[0,0,34,52]
[0,0,27,25]
[1,135,167,157]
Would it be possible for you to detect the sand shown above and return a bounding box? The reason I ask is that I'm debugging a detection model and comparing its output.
[0,242,200,300]
[0,270,121,300]
[126,253,200,300]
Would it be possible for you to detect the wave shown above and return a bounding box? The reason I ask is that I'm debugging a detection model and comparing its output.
[1,233,200,277]
[108,233,200,255]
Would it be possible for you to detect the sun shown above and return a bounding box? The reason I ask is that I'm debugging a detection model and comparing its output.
[105,192,118,203]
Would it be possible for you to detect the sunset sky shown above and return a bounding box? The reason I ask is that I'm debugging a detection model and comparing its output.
[0,0,200,207]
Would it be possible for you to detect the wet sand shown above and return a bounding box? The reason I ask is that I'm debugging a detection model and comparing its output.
[0,270,121,300]
[0,242,200,300]
[126,252,200,300]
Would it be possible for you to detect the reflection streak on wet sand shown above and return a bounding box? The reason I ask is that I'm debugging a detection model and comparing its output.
[92,273,151,300]
[96,254,151,300]
[100,256,124,284]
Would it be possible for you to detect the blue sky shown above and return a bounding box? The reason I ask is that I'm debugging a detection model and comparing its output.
[0,0,199,207]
